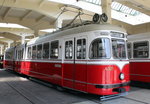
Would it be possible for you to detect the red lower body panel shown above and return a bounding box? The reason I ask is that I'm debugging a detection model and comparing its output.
[4,60,130,95]
[130,62,150,83]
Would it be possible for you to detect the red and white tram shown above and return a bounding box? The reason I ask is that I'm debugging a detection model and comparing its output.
[128,33,150,87]
[4,24,130,100]
[4,47,15,70]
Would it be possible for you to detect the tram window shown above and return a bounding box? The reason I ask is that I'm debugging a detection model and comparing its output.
[21,48,24,59]
[5,51,13,60]
[50,40,59,59]
[5,52,9,59]
[15,50,17,59]
[90,38,110,59]
[5,52,8,59]
[17,50,20,59]
[112,39,126,59]
[16,50,18,59]
[77,39,86,59]
[43,42,49,59]
[18,50,21,60]
[11,51,14,59]
[37,44,42,59]
[133,41,149,58]
[27,47,32,59]
[65,40,73,59]
[127,43,132,58]
[32,45,37,59]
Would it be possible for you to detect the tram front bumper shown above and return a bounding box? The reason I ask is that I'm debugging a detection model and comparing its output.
[93,82,130,95]
[95,82,130,89]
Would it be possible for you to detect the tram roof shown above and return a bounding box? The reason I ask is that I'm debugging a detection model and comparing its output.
[27,24,127,45]
[128,32,150,41]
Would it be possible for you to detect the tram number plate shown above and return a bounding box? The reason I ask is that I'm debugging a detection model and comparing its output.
[54,64,61,68]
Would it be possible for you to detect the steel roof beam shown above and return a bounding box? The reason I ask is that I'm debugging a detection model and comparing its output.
[39,0,47,7]
[0,41,8,45]
[36,15,46,22]
[20,10,32,21]
[3,7,11,20]
[0,32,21,40]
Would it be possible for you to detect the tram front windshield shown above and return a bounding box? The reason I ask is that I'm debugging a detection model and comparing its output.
[112,39,126,59]
[89,38,126,59]
[89,38,111,59]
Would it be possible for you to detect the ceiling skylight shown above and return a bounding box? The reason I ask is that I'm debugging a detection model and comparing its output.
[80,0,101,5]
[112,10,150,25]
[41,29,56,33]
[0,23,28,29]
[111,2,150,25]
[111,2,140,16]
[49,0,150,25]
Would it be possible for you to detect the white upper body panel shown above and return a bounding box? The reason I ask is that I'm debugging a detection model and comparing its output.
[128,32,150,42]
[27,24,127,45]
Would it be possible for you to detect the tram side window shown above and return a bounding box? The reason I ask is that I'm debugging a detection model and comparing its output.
[43,42,49,59]
[5,51,12,60]
[127,43,132,59]
[16,50,18,59]
[27,47,32,59]
[32,46,37,59]
[18,50,21,60]
[15,50,17,59]
[21,48,24,59]
[133,41,149,58]
[89,38,110,59]
[77,39,86,59]
[65,41,73,59]
[50,41,59,59]
[37,44,42,59]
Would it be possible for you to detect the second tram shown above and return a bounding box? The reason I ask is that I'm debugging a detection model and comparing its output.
[128,32,150,87]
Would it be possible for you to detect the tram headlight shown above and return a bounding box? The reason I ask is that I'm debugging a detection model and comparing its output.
[119,73,125,80]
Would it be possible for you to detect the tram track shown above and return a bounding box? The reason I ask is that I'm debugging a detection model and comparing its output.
[5,82,35,104]
[5,80,49,104]
[2,71,150,104]
[79,94,150,104]
[122,97,149,104]
[5,82,150,104]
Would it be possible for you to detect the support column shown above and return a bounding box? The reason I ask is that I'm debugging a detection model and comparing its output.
[54,19,62,30]
[21,36,25,44]
[8,42,11,48]
[101,0,112,24]
[3,45,6,54]
[34,30,39,37]
[0,46,3,55]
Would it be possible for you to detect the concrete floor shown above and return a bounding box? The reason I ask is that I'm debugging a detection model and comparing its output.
[0,69,150,104]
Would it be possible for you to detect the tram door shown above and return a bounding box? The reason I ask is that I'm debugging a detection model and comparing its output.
[63,36,87,92]
[63,38,75,89]
[74,37,87,92]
